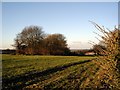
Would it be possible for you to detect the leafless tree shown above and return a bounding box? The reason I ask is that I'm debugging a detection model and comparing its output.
[13,25,45,55]
[44,34,69,55]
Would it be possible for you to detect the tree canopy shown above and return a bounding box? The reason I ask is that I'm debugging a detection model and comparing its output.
[44,34,69,55]
[13,25,70,55]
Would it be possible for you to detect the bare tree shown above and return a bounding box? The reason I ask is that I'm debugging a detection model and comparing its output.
[13,25,45,55]
[93,44,106,55]
[44,34,69,55]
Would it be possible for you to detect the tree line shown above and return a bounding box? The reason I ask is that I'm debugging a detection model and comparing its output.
[13,24,120,57]
[13,26,70,55]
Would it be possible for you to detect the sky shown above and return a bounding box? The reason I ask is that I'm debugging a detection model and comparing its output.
[1,0,120,2]
[1,2,118,49]
[118,2,120,25]
[0,2,2,50]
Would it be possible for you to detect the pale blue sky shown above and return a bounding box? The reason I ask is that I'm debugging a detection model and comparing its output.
[1,0,120,2]
[2,2,118,49]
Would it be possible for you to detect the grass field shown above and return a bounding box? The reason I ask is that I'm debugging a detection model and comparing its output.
[2,54,120,89]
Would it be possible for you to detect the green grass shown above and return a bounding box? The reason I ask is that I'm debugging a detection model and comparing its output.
[2,54,95,79]
[2,54,120,89]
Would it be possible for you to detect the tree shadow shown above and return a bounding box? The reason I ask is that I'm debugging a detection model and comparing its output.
[2,60,92,89]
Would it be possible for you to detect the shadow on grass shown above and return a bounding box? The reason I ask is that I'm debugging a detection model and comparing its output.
[2,59,92,89]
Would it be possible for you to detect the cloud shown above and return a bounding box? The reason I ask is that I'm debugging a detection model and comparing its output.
[68,41,92,49]
[72,41,81,44]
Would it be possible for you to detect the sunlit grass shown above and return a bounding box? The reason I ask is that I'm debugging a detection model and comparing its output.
[2,54,119,89]
[2,54,95,79]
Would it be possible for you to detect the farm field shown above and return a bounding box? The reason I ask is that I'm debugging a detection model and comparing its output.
[2,54,120,89]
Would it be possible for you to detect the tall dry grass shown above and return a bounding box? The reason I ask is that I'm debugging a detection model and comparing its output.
[91,22,120,88]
